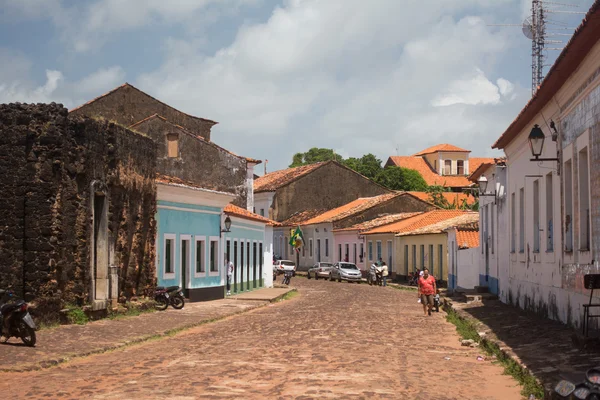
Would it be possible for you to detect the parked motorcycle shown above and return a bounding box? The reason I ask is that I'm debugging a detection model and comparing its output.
[433,293,441,312]
[154,286,185,311]
[282,270,293,285]
[367,265,383,286]
[0,289,37,347]
[555,367,600,399]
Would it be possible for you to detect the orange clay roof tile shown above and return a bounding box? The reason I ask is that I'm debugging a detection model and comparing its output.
[387,156,472,187]
[300,193,400,225]
[333,212,423,232]
[397,213,479,236]
[224,204,280,226]
[362,210,475,235]
[254,162,328,193]
[155,174,233,195]
[406,191,476,207]
[412,144,470,156]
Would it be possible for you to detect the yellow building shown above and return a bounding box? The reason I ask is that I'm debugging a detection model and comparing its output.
[363,210,478,282]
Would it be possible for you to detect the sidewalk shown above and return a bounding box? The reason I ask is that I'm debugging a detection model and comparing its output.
[0,287,294,372]
[445,296,600,398]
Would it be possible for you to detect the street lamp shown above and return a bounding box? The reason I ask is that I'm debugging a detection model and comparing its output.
[220,216,232,237]
[528,124,559,162]
[477,175,488,195]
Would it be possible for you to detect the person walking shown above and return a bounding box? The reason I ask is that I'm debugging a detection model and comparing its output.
[381,262,389,287]
[226,258,234,296]
[418,268,437,316]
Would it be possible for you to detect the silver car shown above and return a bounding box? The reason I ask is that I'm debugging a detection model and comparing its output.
[329,262,362,283]
[307,262,334,280]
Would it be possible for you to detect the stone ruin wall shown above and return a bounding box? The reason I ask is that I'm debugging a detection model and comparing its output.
[0,103,157,318]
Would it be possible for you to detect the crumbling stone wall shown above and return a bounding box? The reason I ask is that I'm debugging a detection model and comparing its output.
[130,115,247,206]
[0,103,157,318]
[70,84,215,141]
[272,162,391,222]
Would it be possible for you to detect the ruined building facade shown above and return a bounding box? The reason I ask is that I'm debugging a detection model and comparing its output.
[0,103,157,316]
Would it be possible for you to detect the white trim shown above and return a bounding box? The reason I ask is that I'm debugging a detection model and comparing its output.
[194,236,207,278]
[180,234,192,289]
[163,233,176,280]
[157,183,235,208]
[158,205,221,215]
[230,223,265,232]
[208,236,220,277]
[228,215,268,228]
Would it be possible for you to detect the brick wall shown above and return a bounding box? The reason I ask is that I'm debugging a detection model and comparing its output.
[272,162,391,222]
[0,103,157,317]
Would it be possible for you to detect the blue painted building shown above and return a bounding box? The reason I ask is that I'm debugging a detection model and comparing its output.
[156,177,235,301]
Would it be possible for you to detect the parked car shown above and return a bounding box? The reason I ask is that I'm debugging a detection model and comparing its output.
[307,262,334,280]
[329,262,362,283]
[273,260,296,276]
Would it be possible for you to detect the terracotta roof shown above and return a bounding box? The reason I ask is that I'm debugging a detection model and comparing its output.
[387,156,474,188]
[254,162,328,193]
[362,210,473,235]
[69,83,218,125]
[413,144,470,156]
[131,114,261,165]
[156,174,234,196]
[406,191,476,207]
[453,222,480,249]
[397,212,479,237]
[493,0,600,149]
[300,193,401,225]
[469,158,495,175]
[280,209,329,227]
[333,212,423,232]
[224,204,280,226]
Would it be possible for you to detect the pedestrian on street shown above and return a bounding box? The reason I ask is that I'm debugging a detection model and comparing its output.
[381,262,389,287]
[418,268,436,316]
[377,257,383,267]
[226,258,234,296]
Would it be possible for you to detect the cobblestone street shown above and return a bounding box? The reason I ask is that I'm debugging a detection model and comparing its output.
[0,279,522,399]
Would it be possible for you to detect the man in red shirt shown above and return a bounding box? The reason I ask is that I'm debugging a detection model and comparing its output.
[418,268,437,316]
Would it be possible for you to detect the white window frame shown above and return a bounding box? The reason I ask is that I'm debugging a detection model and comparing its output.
[194,236,206,277]
[163,233,176,280]
[180,234,192,288]
[208,236,220,277]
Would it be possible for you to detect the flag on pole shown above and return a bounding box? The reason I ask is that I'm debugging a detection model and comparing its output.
[289,226,304,250]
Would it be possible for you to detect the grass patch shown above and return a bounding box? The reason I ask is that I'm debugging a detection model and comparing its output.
[65,305,89,325]
[281,290,299,301]
[390,284,418,292]
[108,302,157,320]
[444,305,545,399]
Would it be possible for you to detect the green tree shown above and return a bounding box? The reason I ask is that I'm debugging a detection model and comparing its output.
[289,148,343,167]
[374,167,428,191]
[343,154,383,179]
[426,185,454,209]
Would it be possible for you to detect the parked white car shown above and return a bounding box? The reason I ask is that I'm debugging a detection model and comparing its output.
[273,260,296,277]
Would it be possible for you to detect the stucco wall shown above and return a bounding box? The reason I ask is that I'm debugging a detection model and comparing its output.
[448,230,479,290]
[395,234,448,281]
[334,231,367,270]
[131,116,248,207]
[271,162,390,222]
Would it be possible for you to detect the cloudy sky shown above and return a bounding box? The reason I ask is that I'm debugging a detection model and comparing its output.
[0,0,593,172]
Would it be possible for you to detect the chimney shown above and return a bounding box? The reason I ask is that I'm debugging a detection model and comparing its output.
[264,159,268,175]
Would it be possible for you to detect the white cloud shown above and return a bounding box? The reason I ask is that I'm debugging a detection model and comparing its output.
[130,0,527,169]
[432,69,504,107]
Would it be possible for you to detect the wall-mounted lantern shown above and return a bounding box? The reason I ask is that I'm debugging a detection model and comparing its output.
[220,216,232,237]
[528,124,559,163]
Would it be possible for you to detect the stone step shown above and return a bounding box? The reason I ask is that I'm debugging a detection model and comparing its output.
[464,293,498,303]
[474,286,490,294]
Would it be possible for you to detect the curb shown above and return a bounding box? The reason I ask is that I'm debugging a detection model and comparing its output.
[1,299,280,373]
[231,288,297,303]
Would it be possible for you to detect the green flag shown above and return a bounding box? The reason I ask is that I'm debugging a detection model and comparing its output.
[289,226,304,249]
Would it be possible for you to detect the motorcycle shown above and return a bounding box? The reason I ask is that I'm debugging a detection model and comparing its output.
[0,289,37,347]
[555,367,600,399]
[282,270,293,285]
[154,286,185,311]
[433,293,441,312]
[367,265,383,286]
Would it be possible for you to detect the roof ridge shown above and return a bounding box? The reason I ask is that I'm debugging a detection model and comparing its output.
[69,82,218,125]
